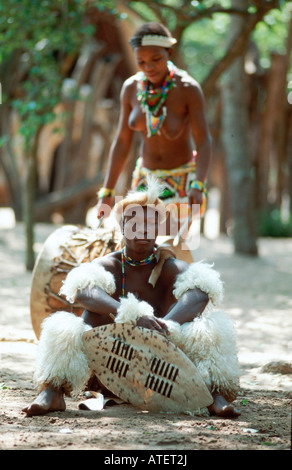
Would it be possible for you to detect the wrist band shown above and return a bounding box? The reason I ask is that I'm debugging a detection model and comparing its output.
[97,187,115,199]
[189,180,207,193]
[115,293,154,325]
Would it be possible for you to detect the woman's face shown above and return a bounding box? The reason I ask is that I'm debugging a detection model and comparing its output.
[134,46,170,86]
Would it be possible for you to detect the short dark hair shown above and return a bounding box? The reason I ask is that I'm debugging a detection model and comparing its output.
[129,22,172,48]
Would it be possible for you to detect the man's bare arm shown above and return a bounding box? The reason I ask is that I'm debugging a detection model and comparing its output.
[77,286,120,317]
[164,288,209,325]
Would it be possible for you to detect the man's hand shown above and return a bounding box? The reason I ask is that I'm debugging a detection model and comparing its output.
[136,315,170,336]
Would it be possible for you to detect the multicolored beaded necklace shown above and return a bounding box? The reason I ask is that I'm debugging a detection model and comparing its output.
[121,247,156,297]
[136,60,178,137]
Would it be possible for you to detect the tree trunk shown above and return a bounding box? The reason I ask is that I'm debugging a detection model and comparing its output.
[222,0,258,255]
[23,130,40,271]
[276,17,292,209]
[0,50,27,219]
[0,107,23,220]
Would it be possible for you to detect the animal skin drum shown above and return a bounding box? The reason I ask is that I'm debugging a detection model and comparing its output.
[30,225,120,339]
[83,323,213,412]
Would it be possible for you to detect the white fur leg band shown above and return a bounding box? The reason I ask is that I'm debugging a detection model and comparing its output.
[34,311,92,396]
[173,261,224,307]
[115,293,154,325]
[59,261,116,304]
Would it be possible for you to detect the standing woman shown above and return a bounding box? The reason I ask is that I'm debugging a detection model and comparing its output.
[96,22,212,257]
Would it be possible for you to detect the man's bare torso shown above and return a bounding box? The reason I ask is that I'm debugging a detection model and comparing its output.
[87,251,187,326]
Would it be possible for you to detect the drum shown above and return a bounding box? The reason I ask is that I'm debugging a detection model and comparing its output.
[30,224,121,339]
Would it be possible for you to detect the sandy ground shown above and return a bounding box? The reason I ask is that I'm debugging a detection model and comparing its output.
[0,221,291,453]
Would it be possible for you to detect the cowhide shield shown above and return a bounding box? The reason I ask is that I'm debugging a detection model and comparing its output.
[82,323,213,413]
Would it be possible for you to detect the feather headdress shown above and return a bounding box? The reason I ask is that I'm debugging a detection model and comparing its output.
[113,175,168,223]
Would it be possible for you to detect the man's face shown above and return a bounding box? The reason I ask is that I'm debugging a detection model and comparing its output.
[123,206,159,246]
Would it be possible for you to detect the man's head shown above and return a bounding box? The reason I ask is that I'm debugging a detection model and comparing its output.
[113,176,168,246]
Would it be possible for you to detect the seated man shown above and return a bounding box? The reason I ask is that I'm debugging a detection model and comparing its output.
[23,177,240,418]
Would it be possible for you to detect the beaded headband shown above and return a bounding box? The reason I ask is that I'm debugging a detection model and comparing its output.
[130,34,177,49]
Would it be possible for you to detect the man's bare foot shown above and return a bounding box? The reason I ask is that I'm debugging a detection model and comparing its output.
[22,385,66,417]
[208,394,241,418]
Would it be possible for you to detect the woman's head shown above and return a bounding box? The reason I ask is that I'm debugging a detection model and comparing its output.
[130,23,176,85]
[129,22,177,49]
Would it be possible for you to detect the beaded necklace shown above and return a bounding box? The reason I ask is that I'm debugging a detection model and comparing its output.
[121,247,156,298]
[136,60,178,137]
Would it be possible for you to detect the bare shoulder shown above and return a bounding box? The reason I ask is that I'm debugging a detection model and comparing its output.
[121,74,139,99]
[92,251,121,275]
[176,67,200,87]
[176,68,204,99]
[159,257,189,286]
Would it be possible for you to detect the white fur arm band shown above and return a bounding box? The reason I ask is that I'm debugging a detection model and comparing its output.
[172,261,224,307]
[115,293,154,325]
[59,261,116,304]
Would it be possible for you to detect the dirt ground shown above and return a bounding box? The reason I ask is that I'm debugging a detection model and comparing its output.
[0,222,291,452]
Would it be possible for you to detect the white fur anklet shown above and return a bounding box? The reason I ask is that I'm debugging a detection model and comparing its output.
[115,293,154,325]
[59,260,116,304]
[173,261,224,307]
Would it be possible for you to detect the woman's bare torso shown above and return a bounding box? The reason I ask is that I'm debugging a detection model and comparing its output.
[126,70,197,169]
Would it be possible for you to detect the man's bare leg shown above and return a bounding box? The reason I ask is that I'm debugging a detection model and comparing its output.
[208,394,241,418]
[22,385,66,417]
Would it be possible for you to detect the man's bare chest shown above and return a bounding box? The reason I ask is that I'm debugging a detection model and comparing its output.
[115,267,171,317]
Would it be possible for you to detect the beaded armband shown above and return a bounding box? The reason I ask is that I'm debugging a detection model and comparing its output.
[97,187,115,199]
[189,180,207,193]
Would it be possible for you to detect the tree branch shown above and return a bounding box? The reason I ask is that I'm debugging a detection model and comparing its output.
[122,0,252,25]
[202,3,278,97]
[34,175,103,218]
